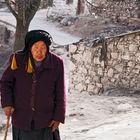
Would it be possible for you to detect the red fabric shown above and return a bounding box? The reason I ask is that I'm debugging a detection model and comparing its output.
[0,52,66,130]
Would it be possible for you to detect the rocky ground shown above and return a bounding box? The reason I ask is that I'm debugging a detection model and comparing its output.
[48,15,140,39]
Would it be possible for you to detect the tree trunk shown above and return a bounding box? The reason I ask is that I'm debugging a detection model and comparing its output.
[76,0,85,15]
[138,4,140,18]
[41,0,53,8]
[5,0,41,51]
[66,0,73,4]
[48,0,53,7]
[14,20,30,51]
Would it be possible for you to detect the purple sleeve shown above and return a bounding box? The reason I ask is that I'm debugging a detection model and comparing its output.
[53,59,66,123]
[0,54,15,108]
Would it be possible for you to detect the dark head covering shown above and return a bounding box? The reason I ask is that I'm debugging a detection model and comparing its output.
[23,30,52,53]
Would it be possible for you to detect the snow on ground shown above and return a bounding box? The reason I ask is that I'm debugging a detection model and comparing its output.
[1,8,140,140]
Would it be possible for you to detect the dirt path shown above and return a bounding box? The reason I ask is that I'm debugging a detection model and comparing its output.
[60,93,140,140]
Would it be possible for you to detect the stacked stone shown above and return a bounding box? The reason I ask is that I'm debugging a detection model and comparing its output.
[0,25,14,76]
[92,0,137,20]
[0,25,13,48]
[0,25,8,46]
[69,31,140,94]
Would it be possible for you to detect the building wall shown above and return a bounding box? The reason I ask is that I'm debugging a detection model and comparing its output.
[69,30,140,94]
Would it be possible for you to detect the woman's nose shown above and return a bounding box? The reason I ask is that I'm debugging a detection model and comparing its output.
[37,48,42,53]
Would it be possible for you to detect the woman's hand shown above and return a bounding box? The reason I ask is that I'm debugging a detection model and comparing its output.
[3,106,14,117]
[49,120,60,132]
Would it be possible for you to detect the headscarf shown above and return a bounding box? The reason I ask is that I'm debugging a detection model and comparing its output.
[23,29,52,53]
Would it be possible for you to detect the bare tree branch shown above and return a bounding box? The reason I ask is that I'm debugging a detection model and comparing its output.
[5,0,18,19]
[85,0,94,7]
[25,0,41,24]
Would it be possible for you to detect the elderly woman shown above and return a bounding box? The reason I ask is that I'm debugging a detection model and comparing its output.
[0,30,66,140]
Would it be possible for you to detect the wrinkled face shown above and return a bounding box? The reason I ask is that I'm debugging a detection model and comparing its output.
[31,41,47,62]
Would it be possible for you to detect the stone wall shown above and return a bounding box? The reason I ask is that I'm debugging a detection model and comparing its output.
[0,0,6,8]
[0,25,14,77]
[0,25,14,47]
[69,30,140,94]
[88,0,137,21]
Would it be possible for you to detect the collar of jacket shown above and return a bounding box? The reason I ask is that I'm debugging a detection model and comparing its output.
[39,53,53,70]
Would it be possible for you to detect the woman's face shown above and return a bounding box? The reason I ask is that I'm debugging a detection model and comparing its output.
[31,41,47,62]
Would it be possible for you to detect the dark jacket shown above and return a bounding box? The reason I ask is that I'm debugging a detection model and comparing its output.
[0,51,66,130]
